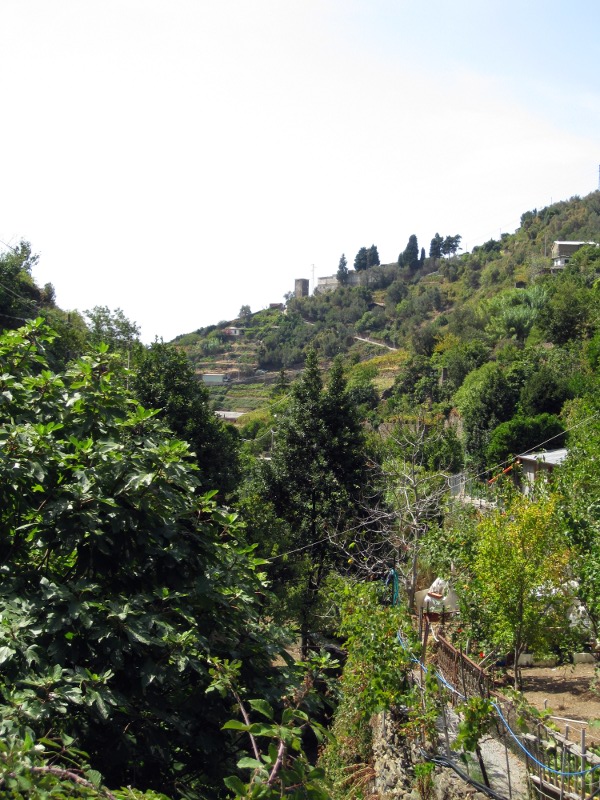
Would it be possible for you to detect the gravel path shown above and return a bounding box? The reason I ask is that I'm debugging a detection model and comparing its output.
[440,707,529,799]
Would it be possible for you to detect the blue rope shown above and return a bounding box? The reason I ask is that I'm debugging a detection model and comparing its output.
[395,630,600,778]
[385,569,400,606]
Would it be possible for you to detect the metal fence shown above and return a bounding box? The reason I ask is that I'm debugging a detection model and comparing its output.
[435,633,494,700]
[448,472,498,509]
[431,633,600,800]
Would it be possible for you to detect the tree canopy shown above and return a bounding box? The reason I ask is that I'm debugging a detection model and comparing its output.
[399,234,419,271]
[83,305,141,352]
[0,321,278,797]
[133,340,240,494]
[468,494,570,686]
[337,253,349,285]
[261,350,367,654]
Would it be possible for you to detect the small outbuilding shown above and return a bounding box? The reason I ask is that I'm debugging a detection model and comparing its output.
[202,373,229,385]
[214,410,245,422]
[516,448,568,494]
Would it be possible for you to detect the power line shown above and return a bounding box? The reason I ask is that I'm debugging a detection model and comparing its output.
[267,533,335,562]
[261,411,600,565]
[265,521,360,563]
[0,311,32,324]
[454,410,600,491]
[0,278,38,305]
[0,238,18,253]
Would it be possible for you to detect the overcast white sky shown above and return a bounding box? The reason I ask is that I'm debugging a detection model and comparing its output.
[1,0,598,341]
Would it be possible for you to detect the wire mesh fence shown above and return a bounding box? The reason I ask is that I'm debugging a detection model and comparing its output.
[402,627,600,800]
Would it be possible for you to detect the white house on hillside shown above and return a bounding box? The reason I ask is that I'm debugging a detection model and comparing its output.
[550,241,596,271]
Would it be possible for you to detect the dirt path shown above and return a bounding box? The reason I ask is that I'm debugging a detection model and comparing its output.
[521,663,600,746]
[353,335,397,350]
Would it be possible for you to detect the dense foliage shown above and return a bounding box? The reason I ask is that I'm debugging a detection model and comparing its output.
[133,340,241,494]
[3,190,600,796]
[254,350,368,655]
[0,322,281,797]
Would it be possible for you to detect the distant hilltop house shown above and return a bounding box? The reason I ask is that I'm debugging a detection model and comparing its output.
[294,271,368,297]
[222,326,243,337]
[550,241,596,272]
[315,272,362,293]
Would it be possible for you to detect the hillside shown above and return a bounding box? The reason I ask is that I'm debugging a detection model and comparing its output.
[173,191,600,435]
[2,191,600,798]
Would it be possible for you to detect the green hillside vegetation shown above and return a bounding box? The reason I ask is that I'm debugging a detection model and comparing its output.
[1,191,600,798]
[199,192,600,471]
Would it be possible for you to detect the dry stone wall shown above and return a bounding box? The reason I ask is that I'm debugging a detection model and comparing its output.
[370,709,492,800]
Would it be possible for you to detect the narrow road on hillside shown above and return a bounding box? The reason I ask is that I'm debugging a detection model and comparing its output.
[300,316,397,350]
[353,335,397,351]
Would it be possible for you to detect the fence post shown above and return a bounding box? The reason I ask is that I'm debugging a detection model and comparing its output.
[438,676,451,758]
[559,732,566,800]
[420,617,429,690]
[580,728,586,800]
[503,725,513,800]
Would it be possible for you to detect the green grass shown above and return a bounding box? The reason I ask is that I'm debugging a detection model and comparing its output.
[208,382,272,411]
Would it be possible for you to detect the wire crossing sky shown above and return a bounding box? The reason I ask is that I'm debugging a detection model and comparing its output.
[1,0,598,341]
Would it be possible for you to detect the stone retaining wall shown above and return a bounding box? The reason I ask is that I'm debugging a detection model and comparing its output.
[370,709,491,800]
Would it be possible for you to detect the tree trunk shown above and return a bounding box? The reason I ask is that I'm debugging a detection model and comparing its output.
[475,744,490,788]
[300,534,326,661]
[513,644,522,690]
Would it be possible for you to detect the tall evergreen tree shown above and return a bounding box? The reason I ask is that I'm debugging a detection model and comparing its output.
[429,232,443,259]
[354,246,368,271]
[264,350,366,656]
[367,244,380,267]
[400,234,420,272]
[337,253,349,285]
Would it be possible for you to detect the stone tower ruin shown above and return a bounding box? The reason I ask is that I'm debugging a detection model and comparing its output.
[294,278,309,298]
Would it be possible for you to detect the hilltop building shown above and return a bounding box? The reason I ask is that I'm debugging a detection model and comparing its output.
[550,241,596,271]
[294,279,309,298]
[315,271,362,293]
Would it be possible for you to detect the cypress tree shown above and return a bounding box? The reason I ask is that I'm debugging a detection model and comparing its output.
[402,234,420,272]
[367,244,380,267]
[354,247,368,271]
[265,350,366,655]
[337,253,349,285]
[429,232,443,259]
